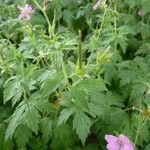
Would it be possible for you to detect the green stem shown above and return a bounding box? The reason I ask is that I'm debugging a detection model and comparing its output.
[77,30,82,69]
[43,11,52,35]
[32,0,52,36]
[23,87,27,101]
[114,1,117,52]
[87,6,107,66]
[97,7,107,38]
[62,61,71,90]
[0,46,4,63]
[72,77,83,87]
[134,118,148,146]
[62,61,68,81]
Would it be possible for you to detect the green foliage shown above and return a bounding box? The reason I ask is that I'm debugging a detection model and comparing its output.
[41,72,64,97]
[0,0,150,149]
[73,111,92,145]
[15,125,32,149]
[51,124,76,150]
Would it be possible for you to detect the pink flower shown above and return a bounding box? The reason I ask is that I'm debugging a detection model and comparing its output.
[93,0,101,11]
[17,4,33,20]
[105,134,134,150]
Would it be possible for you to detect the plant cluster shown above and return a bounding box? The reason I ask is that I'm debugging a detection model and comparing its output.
[0,0,150,150]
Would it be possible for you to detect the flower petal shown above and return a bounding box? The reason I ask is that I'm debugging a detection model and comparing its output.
[25,14,31,20]
[106,142,120,150]
[24,4,29,10]
[105,135,118,143]
[18,14,24,20]
[122,143,134,150]
[28,5,33,11]
[119,134,130,143]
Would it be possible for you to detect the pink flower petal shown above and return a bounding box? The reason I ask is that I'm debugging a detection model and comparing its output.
[119,134,130,143]
[25,14,31,20]
[122,143,134,150]
[18,14,24,20]
[28,5,33,11]
[105,134,134,150]
[106,142,120,150]
[24,4,29,10]
[105,135,118,143]
[17,4,33,20]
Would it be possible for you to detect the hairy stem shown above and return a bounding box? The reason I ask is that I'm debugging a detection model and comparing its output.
[32,0,52,36]
[134,118,148,146]
[77,30,82,69]
[87,5,107,66]
[114,1,117,52]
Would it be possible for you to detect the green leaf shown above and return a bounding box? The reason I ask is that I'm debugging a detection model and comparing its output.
[71,79,107,111]
[141,23,150,39]
[107,108,129,131]
[88,101,110,117]
[58,108,75,125]
[51,124,76,150]
[41,72,64,97]
[143,94,150,105]
[117,26,134,53]
[41,117,53,143]
[130,83,147,99]
[105,92,125,107]
[119,69,135,86]
[104,26,134,53]
[73,111,92,145]
[63,9,74,28]
[3,80,22,105]
[75,79,107,93]
[5,102,26,140]
[15,125,32,148]
[70,87,89,112]
[23,104,40,134]
[28,92,50,112]
[59,78,107,144]
[138,121,149,143]
[0,123,14,150]
[104,61,117,83]
[37,70,55,83]
[5,94,43,140]
[136,43,150,55]
[20,80,30,96]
